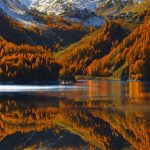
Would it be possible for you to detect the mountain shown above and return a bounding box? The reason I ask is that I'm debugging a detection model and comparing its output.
[0,0,104,28]
[55,8,150,80]
[87,20,150,80]
[0,0,149,81]
[55,20,130,75]
[21,0,102,15]
[1,0,146,28]
[20,0,104,27]
[20,0,144,15]
[0,0,89,50]
[0,0,105,50]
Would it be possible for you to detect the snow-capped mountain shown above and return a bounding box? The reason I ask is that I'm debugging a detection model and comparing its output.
[20,0,145,15]
[0,0,38,26]
[20,0,103,15]
[0,0,104,27]
[0,0,145,27]
[20,0,104,27]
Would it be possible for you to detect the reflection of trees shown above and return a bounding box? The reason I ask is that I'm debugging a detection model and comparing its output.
[58,100,128,150]
[58,99,150,150]
[129,82,150,104]
[0,96,59,141]
[0,96,149,150]
[89,102,150,150]
[86,81,123,97]
[104,110,149,150]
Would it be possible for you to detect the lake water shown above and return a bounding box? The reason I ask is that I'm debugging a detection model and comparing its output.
[0,80,149,150]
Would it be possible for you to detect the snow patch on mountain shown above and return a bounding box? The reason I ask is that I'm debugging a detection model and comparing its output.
[0,0,39,26]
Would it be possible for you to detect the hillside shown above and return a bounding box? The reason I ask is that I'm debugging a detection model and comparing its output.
[87,21,150,80]
[0,10,88,51]
[55,20,129,75]
[55,9,150,80]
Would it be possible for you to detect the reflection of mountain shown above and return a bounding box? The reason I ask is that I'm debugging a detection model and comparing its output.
[58,99,150,150]
[0,95,58,141]
[0,128,89,150]
[57,100,129,150]
[0,93,149,150]
[94,108,150,150]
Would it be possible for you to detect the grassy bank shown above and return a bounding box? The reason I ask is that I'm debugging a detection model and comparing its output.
[75,75,121,81]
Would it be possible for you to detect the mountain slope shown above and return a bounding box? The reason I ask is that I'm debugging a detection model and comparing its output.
[55,9,150,80]
[55,20,129,75]
[0,8,88,50]
[87,21,150,80]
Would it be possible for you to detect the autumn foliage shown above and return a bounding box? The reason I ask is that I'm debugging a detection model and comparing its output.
[0,11,87,51]
[87,21,150,80]
[57,19,150,80]
[58,21,128,75]
[0,37,60,82]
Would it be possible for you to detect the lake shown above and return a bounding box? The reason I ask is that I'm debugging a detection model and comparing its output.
[0,80,149,150]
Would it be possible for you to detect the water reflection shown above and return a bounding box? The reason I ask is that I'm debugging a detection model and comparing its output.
[0,85,85,92]
[0,81,149,150]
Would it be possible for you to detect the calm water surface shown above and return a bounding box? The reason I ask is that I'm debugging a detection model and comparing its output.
[0,80,149,150]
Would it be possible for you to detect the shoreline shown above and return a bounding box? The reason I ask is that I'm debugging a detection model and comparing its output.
[75,75,121,81]
[75,75,150,82]
[0,77,149,85]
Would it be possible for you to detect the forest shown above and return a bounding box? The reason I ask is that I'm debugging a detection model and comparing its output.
[87,21,150,80]
[57,21,129,75]
[0,36,60,82]
[56,8,150,81]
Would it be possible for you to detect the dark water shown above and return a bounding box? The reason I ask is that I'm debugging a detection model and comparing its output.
[0,80,149,150]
